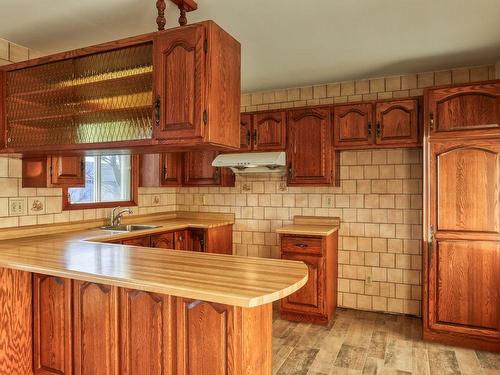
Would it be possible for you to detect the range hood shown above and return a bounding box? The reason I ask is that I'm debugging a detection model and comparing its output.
[212,152,286,174]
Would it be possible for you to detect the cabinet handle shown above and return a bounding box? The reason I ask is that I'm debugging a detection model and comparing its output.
[376,123,381,137]
[154,95,161,127]
[81,160,85,174]
[253,129,257,143]
[295,243,308,248]
[367,122,372,135]
[429,112,434,130]
[163,166,168,180]
[214,168,220,181]
[288,165,292,179]
[246,130,251,146]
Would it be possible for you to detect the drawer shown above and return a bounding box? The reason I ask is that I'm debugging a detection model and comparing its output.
[151,232,175,249]
[281,236,323,255]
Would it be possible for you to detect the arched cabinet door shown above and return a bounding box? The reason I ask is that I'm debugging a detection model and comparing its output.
[333,103,373,147]
[426,82,500,136]
[253,111,286,151]
[375,99,419,146]
[426,140,500,344]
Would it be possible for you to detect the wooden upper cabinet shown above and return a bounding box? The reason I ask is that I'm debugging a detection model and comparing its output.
[140,153,182,187]
[375,99,419,146]
[333,103,373,147]
[22,155,84,188]
[253,111,286,151]
[184,150,234,187]
[153,21,240,149]
[287,107,335,186]
[239,113,252,151]
[33,274,72,375]
[426,81,500,137]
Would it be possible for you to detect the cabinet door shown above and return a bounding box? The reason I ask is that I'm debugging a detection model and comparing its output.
[122,236,151,247]
[151,232,175,249]
[427,140,500,340]
[183,151,220,186]
[176,299,237,374]
[253,111,286,151]
[160,153,183,186]
[120,289,173,375]
[375,99,419,146]
[33,274,72,375]
[154,24,206,141]
[50,156,85,187]
[188,229,206,252]
[239,113,252,151]
[175,230,188,250]
[287,107,333,185]
[281,253,325,316]
[333,103,373,147]
[73,281,119,375]
[427,82,499,136]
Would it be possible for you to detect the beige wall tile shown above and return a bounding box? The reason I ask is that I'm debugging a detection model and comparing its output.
[355,80,370,94]
[341,81,355,96]
[385,76,401,91]
[452,68,470,84]
[327,83,341,97]
[401,74,417,90]
[370,78,385,93]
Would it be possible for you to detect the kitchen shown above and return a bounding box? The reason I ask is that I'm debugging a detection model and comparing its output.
[0,1,499,374]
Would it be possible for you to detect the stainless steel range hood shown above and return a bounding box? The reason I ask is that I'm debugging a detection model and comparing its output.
[212,152,286,174]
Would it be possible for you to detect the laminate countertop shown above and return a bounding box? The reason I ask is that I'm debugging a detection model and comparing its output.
[276,216,341,237]
[0,214,308,308]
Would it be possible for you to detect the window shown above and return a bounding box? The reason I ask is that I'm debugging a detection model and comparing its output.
[64,155,136,209]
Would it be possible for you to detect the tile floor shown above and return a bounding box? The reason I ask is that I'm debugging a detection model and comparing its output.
[272,308,500,375]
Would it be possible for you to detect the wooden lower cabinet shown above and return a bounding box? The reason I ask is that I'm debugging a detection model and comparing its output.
[73,281,119,375]
[33,279,272,374]
[280,232,338,325]
[121,235,151,247]
[33,274,72,375]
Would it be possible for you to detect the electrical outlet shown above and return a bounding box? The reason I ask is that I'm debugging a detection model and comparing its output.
[326,196,334,207]
[9,198,25,215]
[365,275,372,286]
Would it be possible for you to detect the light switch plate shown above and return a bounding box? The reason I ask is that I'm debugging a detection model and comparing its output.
[9,198,26,215]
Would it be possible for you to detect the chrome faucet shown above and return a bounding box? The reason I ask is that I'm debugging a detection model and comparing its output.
[110,207,133,226]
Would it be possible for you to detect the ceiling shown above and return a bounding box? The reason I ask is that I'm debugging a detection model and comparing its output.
[1,0,499,92]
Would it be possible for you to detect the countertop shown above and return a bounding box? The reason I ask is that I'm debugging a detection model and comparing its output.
[275,216,341,237]
[0,213,308,308]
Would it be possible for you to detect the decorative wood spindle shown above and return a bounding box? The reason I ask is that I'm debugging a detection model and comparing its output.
[156,0,166,31]
[179,6,187,26]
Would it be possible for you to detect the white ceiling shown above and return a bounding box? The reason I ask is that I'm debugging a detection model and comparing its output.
[1,0,499,92]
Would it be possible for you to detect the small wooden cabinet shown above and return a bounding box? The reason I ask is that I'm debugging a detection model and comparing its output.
[121,235,151,247]
[153,21,240,149]
[287,107,338,186]
[238,111,286,151]
[151,232,175,249]
[184,150,235,187]
[280,231,338,325]
[333,99,420,148]
[22,155,85,188]
[140,153,183,187]
[425,81,500,138]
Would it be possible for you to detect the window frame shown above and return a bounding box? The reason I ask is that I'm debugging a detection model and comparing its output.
[62,154,139,210]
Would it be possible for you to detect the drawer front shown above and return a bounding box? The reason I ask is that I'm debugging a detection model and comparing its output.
[281,236,323,255]
[151,232,175,249]
[122,236,151,247]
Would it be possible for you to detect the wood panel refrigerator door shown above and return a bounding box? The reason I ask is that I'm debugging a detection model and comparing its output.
[280,253,325,316]
[33,275,72,375]
[176,299,236,375]
[375,99,419,146]
[154,24,206,141]
[427,140,500,340]
[427,82,500,136]
[120,289,172,375]
[73,281,119,375]
[253,111,286,151]
[287,107,332,185]
[183,151,220,186]
[239,113,252,151]
[333,103,373,147]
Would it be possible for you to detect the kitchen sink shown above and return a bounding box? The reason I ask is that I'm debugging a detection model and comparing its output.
[100,224,160,232]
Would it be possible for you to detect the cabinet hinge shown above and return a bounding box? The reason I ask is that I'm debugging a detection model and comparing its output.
[204,39,208,53]
[203,110,208,125]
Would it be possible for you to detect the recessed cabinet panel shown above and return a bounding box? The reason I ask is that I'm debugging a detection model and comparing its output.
[253,111,286,151]
[154,25,205,140]
[430,240,500,335]
[427,82,500,136]
[287,107,333,186]
[33,274,72,375]
[333,103,373,147]
[375,99,419,145]
[436,147,499,233]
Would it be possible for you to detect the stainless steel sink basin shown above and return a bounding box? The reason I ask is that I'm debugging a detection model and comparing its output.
[100,224,160,232]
